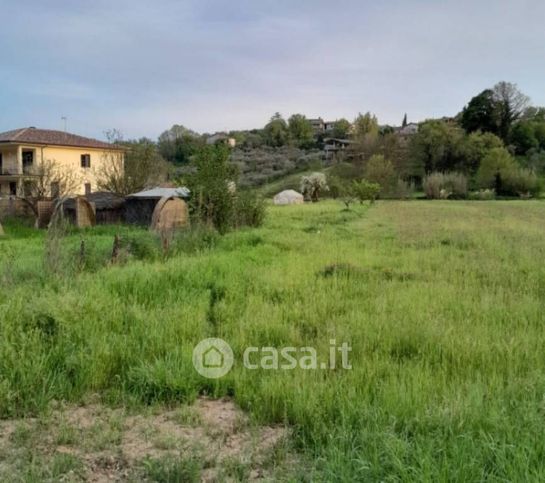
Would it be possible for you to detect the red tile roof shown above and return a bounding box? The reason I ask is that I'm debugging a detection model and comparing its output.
[0,127,123,150]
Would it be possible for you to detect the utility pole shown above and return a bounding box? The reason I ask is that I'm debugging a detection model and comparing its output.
[61,116,67,132]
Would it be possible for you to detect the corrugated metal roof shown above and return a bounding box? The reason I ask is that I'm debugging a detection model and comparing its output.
[127,187,190,199]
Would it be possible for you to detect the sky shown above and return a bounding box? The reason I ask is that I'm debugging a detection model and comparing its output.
[1,0,544,141]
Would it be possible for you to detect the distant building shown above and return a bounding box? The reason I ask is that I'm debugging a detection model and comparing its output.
[206,133,236,148]
[395,123,419,136]
[323,137,353,160]
[308,118,325,133]
[324,121,337,133]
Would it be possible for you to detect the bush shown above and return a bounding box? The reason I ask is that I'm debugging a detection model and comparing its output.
[469,189,496,200]
[352,179,381,204]
[392,179,414,200]
[301,172,328,202]
[476,147,540,197]
[503,168,540,198]
[234,191,266,228]
[327,176,345,199]
[423,172,468,199]
[363,155,397,196]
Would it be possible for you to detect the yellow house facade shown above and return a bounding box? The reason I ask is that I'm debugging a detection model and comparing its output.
[0,127,124,197]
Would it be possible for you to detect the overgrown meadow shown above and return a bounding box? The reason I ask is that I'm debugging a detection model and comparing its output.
[1,200,545,481]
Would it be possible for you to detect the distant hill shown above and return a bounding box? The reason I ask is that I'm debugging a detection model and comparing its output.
[231,147,323,188]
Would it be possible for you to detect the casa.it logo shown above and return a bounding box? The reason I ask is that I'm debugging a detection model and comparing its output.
[192,338,234,379]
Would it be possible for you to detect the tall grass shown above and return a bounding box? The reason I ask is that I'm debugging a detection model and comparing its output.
[1,200,545,480]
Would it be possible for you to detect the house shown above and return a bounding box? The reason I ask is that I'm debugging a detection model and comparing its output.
[0,127,124,198]
[323,138,353,160]
[206,133,236,148]
[324,121,338,133]
[308,118,325,133]
[395,123,419,136]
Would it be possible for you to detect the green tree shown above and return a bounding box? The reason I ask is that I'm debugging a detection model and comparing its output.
[511,121,539,155]
[353,112,379,140]
[460,131,503,174]
[476,147,517,192]
[362,154,397,196]
[188,145,238,233]
[287,114,314,148]
[402,113,408,128]
[332,119,351,139]
[460,89,499,134]
[264,113,289,147]
[408,120,465,176]
[158,125,204,164]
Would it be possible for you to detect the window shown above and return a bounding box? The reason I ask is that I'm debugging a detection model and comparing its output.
[51,182,60,199]
[22,150,34,172]
[85,183,92,195]
[9,182,17,196]
[81,154,91,168]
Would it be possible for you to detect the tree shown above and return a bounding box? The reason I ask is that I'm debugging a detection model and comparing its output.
[158,125,204,164]
[187,145,238,233]
[362,154,397,196]
[288,114,314,148]
[408,120,465,176]
[510,121,539,155]
[492,82,530,142]
[300,172,328,202]
[459,131,503,174]
[475,147,517,192]
[97,138,171,196]
[264,113,289,147]
[402,113,408,128]
[332,119,351,139]
[460,89,499,135]
[353,112,379,140]
[18,159,82,222]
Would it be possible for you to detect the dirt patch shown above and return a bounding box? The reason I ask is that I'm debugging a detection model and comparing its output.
[0,397,293,482]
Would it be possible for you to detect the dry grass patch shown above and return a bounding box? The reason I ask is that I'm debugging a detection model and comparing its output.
[0,397,294,482]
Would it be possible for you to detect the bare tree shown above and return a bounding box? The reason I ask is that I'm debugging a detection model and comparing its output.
[96,130,170,196]
[18,158,82,219]
[493,82,530,141]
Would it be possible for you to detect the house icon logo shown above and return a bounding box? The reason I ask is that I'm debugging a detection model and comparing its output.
[192,338,234,379]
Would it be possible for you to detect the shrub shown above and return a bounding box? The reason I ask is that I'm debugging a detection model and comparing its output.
[476,147,516,191]
[327,176,345,199]
[390,179,414,200]
[469,189,496,200]
[352,179,381,204]
[234,191,266,228]
[476,147,540,197]
[301,172,328,202]
[503,168,540,198]
[423,172,468,199]
[363,155,397,196]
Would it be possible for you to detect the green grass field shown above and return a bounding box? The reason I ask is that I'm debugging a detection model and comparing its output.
[1,200,545,481]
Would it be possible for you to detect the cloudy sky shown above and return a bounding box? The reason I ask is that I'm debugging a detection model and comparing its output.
[1,0,544,140]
